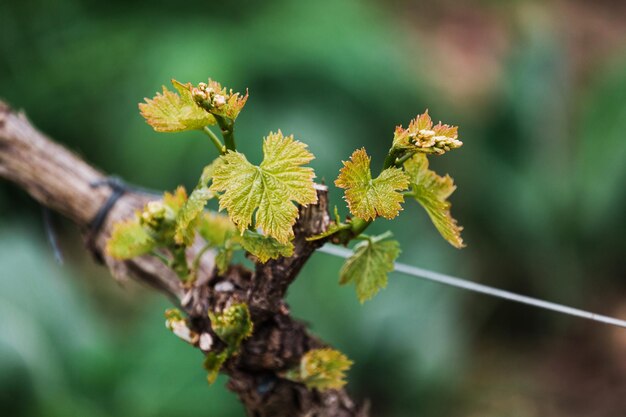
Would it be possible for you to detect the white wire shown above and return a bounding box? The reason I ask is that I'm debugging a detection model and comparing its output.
[318,244,626,329]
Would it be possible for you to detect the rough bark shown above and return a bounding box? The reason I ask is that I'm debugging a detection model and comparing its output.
[0,100,369,417]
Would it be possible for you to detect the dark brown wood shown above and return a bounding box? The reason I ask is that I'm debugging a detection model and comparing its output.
[0,100,368,417]
[248,183,331,315]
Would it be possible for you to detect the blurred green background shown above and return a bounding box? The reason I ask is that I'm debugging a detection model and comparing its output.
[1,0,626,416]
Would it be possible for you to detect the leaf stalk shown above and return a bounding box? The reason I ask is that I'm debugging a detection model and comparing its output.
[202,126,226,154]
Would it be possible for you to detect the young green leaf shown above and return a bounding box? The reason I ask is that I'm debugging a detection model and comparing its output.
[239,230,294,263]
[405,154,464,248]
[197,212,238,247]
[392,110,462,155]
[198,158,225,187]
[139,79,216,132]
[210,131,317,243]
[215,247,234,275]
[174,159,227,245]
[284,348,353,391]
[196,211,239,275]
[204,351,229,385]
[339,233,400,303]
[175,187,215,245]
[163,186,188,213]
[335,148,409,221]
[106,219,156,259]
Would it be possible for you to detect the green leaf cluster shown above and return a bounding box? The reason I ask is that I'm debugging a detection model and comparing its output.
[204,303,253,385]
[107,187,186,258]
[106,219,156,259]
[109,78,471,392]
[106,142,302,281]
[329,110,464,301]
[106,187,200,280]
[208,302,253,349]
[284,348,353,391]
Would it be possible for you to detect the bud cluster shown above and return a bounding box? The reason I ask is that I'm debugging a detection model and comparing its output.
[140,201,175,230]
[393,110,463,155]
[208,302,253,348]
[165,308,199,344]
[190,79,248,120]
[192,81,228,111]
[409,125,463,154]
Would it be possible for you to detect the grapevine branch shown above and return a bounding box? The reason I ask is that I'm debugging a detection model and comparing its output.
[0,100,368,417]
